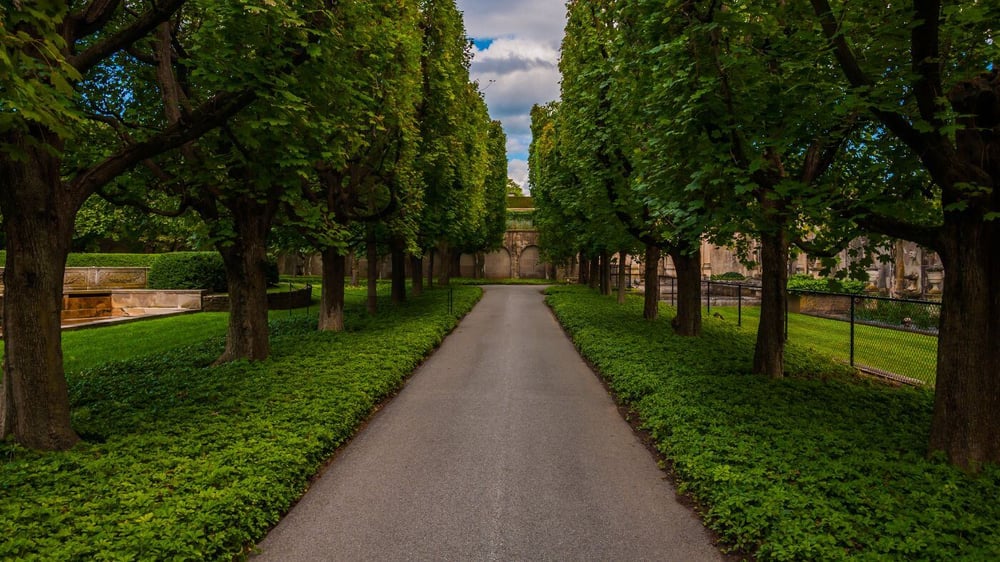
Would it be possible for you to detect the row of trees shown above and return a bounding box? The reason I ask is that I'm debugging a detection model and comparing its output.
[1,1,508,451]
[532,0,999,471]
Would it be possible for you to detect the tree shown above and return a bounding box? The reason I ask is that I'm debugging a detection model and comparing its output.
[810,0,1000,470]
[0,0,331,450]
[506,178,524,197]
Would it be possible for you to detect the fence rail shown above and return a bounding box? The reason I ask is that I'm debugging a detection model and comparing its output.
[656,278,940,386]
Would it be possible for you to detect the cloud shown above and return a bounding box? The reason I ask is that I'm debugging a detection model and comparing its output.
[507,159,529,193]
[456,0,566,187]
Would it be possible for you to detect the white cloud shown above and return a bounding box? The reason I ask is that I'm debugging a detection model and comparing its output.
[507,159,529,193]
[456,0,566,184]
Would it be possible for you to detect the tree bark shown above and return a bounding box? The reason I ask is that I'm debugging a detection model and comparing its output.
[753,228,789,378]
[588,256,600,290]
[578,254,590,285]
[410,255,424,297]
[0,137,81,450]
[437,242,452,286]
[319,248,346,332]
[427,247,435,289]
[671,245,703,337]
[390,236,406,304]
[930,218,1000,470]
[215,199,273,364]
[366,224,378,315]
[350,250,360,287]
[599,250,612,296]
[617,250,627,304]
[643,244,661,321]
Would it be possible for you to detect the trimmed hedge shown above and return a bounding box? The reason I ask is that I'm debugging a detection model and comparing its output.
[0,286,482,560]
[148,252,227,292]
[0,252,160,268]
[787,274,866,294]
[545,286,999,560]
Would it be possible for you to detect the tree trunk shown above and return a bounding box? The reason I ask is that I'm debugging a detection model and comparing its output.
[410,255,424,297]
[215,199,273,364]
[643,244,661,321]
[438,242,451,286]
[350,250,360,287]
[366,224,378,315]
[753,229,789,378]
[930,219,1000,470]
[0,140,81,450]
[319,248,346,332]
[588,256,600,290]
[671,245,703,337]
[578,254,590,285]
[600,250,612,296]
[390,236,406,304]
[617,250,627,304]
[427,247,435,289]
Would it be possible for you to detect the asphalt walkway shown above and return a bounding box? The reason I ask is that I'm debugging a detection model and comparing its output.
[254,285,722,561]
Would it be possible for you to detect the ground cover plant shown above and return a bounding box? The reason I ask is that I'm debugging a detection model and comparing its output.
[452,277,558,286]
[710,306,938,385]
[545,285,999,560]
[0,285,480,560]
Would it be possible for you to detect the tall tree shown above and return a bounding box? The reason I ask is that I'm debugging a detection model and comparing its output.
[0,0,332,450]
[811,0,1000,470]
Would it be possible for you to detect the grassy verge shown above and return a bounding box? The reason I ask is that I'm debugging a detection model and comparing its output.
[708,306,938,384]
[0,286,481,560]
[546,286,998,560]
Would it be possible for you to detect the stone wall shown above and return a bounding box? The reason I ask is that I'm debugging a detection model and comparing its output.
[202,286,313,312]
[0,267,149,293]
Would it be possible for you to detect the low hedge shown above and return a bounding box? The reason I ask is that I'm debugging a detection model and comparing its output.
[545,286,999,560]
[787,274,866,294]
[0,285,482,560]
[147,252,227,292]
[0,252,160,268]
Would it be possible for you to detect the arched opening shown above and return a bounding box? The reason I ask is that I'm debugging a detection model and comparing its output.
[518,246,546,279]
[484,248,512,279]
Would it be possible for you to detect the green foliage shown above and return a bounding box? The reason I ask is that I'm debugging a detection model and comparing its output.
[711,272,746,281]
[64,253,160,268]
[0,286,481,560]
[787,274,866,294]
[855,300,940,332]
[147,253,227,292]
[545,286,999,560]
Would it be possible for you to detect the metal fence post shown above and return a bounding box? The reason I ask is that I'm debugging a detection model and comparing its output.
[850,295,855,367]
[784,290,789,341]
[738,282,742,327]
[449,287,454,315]
[707,280,711,314]
[671,277,675,307]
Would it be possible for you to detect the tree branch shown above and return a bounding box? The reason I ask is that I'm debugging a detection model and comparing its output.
[67,0,187,75]
[911,0,944,126]
[69,89,258,200]
[66,0,123,42]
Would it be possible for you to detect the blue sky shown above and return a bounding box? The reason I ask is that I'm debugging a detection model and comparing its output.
[455,0,566,193]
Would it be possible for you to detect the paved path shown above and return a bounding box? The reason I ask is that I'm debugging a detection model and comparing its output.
[254,285,722,561]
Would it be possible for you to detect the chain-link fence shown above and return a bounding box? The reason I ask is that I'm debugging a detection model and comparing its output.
[788,290,939,385]
[654,279,940,386]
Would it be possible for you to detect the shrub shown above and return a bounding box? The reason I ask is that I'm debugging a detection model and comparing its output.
[711,272,746,281]
[787,274,865,294]
[148,252,227,292]
[65,253,161,267]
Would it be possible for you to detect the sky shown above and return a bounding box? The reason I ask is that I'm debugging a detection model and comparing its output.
[454,0,567,194]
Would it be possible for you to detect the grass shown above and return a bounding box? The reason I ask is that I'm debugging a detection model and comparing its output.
[708,306,938,384]
[0,285,481,560]
[546,286,999,561]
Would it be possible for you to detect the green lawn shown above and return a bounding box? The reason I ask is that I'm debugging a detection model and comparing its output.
[546,286,999,560]
[1,287,324,373]
[0,285,481,560]
[708,305,938,385]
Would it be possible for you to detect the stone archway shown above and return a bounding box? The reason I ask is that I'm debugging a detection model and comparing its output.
[518,245,546,279]
[484,248,512,279]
